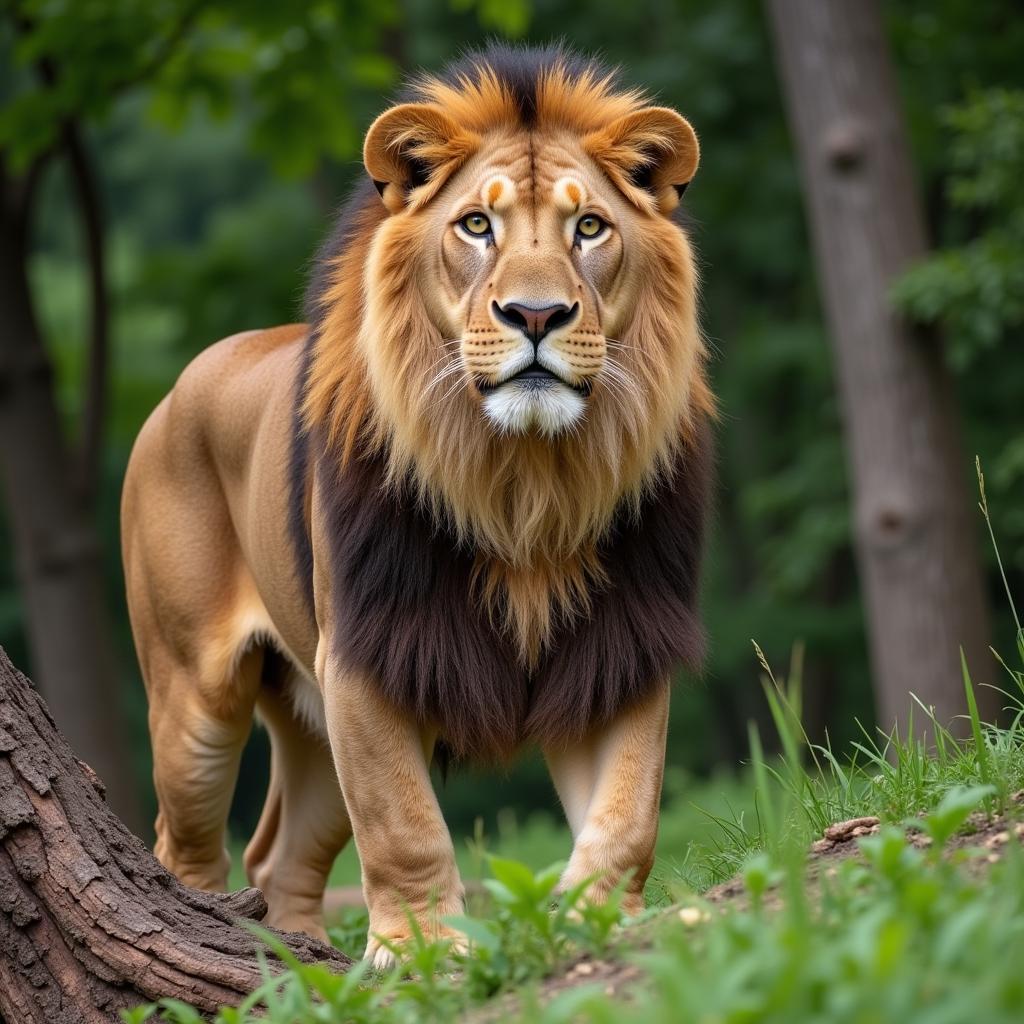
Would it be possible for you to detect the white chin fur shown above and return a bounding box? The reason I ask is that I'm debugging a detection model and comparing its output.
[483,382,586,436]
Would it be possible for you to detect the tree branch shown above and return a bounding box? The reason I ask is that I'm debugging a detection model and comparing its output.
[18,20,109,507]
[61,121,107,505]
[105,0,204,97]
[0,645,350,1019]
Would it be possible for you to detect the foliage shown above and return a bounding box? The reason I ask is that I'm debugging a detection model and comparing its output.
[125,820,1024,1023]
[566,816,1024,1024]
[893,89,1024,368]
[2,0,504,175]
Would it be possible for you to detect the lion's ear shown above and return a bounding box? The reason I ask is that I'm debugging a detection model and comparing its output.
[363,102,480,214]
[584,107,699,215]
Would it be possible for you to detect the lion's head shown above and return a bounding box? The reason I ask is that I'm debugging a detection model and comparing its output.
[305,46,713,658]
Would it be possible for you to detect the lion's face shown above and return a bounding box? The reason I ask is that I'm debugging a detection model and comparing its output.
[424,131,633,435]
[359,70,705,450]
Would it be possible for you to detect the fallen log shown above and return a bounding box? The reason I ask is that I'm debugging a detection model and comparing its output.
[0,646,350,1022]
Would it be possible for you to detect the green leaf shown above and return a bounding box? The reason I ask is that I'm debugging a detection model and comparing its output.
[962,650,995,794]
[913,784,996,848]
[444,913,500,952]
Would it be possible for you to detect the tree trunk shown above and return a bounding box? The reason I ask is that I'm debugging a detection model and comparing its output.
[0,165,142,832]
[0,645,350,1021]
[763,0,995,735]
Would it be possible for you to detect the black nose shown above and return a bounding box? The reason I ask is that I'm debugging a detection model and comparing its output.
[492,301,577,345]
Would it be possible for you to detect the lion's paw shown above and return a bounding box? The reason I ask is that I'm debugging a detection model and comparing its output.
[365,934,401,971]
[364,924,467,970]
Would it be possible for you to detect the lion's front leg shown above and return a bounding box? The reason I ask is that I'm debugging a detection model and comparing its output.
[321,660,464,968]
[544,684,670,917]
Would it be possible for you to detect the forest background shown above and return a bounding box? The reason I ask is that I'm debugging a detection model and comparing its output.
[1,0,1022,854]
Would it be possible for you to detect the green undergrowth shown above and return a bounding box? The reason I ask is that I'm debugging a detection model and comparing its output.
[127,465,1024,1023]
[556,809,1024,1024]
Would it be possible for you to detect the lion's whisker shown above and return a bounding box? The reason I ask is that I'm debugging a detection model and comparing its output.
[598,357,643,418]
[606,338,643,355]
[434,374,468,408]
[602,356,642,400]
[424,360,464,395]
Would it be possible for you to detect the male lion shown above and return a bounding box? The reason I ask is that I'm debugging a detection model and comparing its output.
[122,44,714,966]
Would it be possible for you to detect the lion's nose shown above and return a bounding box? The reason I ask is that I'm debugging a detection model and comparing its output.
[492,301,577,345]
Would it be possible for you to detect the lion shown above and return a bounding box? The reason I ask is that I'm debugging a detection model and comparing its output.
[121,44,714,966]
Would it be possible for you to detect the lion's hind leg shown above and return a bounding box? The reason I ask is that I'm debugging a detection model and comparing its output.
[243,677,352,939]
[146,637,263,892]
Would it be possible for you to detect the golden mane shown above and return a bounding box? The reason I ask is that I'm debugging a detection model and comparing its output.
[303,48,714,661]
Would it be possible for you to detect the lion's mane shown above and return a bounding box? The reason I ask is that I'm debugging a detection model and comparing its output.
[290,45,715,760]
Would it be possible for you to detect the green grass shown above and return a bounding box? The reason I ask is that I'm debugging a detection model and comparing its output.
[127,467,1024,1022]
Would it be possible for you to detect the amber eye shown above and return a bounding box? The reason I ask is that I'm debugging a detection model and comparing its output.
[576,214,607,240]
[459,212,492,236]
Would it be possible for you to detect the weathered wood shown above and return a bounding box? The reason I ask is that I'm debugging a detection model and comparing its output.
[764,0,994,733]
[0,646,350,1022]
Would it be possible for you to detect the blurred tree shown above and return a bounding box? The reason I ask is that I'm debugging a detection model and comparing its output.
[0,3,180,830]
[2,0,1022,841]
[765,0,994,733]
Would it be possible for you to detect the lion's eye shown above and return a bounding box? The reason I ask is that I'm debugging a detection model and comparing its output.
[576,215,607,240]
[459,212,492,237]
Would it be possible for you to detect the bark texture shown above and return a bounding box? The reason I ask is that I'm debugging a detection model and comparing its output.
[765,0,994,732]
[0,645,350,1022]
[0,162,141,831]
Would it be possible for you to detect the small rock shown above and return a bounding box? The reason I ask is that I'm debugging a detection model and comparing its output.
[823,816,881,842]
[985,831,1010,849]
[573,962,595,976]
[678,906,710,927]
[811,838,834,854]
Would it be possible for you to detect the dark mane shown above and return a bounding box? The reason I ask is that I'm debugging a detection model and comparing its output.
[321,424,712,761]
[291,178,379,610]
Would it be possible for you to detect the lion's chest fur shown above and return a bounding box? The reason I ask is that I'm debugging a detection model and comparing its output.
[305,427,711,761]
